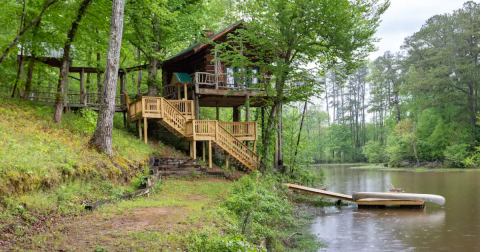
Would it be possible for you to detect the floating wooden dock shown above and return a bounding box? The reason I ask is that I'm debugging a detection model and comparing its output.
[283,183,426,209]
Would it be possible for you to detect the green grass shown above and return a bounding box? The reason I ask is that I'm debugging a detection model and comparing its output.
[0,97,182,226]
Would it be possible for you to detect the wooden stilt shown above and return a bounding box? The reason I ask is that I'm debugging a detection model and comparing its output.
[226,155,229,169]
[177,84,181,99]
[189,141,193,158]
[208,140,212,168]
[216,101,219,121]
[138,120,142,140]
[144,117,148,143]
[203,142,206,162]
[193,141,197,159]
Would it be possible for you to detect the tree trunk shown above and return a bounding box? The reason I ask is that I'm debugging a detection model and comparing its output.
[325,82,330,126]
[53,0,93,123]
[293,98,308,166]
[89,0,126,157]
[137,48,142,95]
[468,82,476,144]
[24,57,35,99]
[147,23,160,96]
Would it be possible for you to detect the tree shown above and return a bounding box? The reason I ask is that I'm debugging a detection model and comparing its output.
[89,0,126,157]
[215,0,390,170]
[0,0,59,64]
[53,0,93,123]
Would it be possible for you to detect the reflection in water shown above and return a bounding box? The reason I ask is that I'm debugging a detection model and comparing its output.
[309,165,480,251]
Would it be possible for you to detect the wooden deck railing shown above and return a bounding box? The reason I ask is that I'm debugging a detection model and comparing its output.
[193,72,263,91]
[185,119,259,170]
[219,122,257,138]
[129,97,188,135]
[216,123,259,170]
[168,100,194,119]
[27,86,125,108]
[127,96,259,170]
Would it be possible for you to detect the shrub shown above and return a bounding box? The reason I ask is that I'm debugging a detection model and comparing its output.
[362,141,385,163]
[189,233,262,252]
[222,172,294,248]
[444,144,469,167]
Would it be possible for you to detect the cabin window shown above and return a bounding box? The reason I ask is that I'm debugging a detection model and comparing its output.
[250,67,259,85]
[226,66,235,88]
[226,66,259,88]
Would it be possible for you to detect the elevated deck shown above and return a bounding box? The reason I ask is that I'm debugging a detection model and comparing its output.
[27,86,127,112]
[127,96,259,171]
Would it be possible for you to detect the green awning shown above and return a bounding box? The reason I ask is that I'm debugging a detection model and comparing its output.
[171,72,192,86]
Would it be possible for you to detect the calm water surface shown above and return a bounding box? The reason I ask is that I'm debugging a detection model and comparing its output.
[309,165,480,252]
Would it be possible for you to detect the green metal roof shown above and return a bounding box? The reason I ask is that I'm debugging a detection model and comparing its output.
[172,72,192,84]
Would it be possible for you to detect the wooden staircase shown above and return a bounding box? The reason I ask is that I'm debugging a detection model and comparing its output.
[128,97,259,171]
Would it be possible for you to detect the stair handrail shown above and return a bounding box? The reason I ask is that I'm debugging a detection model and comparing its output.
[160,97,188,134]
[216,122,259,170]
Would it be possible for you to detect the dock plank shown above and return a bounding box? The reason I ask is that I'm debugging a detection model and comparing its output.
[283,183,354,202]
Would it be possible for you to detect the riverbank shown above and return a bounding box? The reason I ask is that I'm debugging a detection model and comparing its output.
[0,98,327,250]
[347,164,480,172]
[1,176,326,251]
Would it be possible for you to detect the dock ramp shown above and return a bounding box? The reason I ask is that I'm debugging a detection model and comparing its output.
[283,183,354,202]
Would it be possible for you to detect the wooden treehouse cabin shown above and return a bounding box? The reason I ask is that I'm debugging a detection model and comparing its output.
[127,23,268,171]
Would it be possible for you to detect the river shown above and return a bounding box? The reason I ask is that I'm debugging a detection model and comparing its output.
[309,165,480,251]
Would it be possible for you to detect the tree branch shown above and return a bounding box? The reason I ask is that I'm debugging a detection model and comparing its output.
[0,0,59,64]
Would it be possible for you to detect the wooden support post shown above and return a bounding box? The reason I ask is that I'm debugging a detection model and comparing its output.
[143,117,148,143]
[138,120,142,140]
[193,141,197,159]
[80,68,86,106]
[225,155,229,169]
[208,140,212,168]
[177,84,181,100]
[183,83,187,100]
[216,101,219,121]
[189,141,193,158]
[203,141,206,162]
[245,95,250,121]
[233,106,239,122]
[120,74,125,106]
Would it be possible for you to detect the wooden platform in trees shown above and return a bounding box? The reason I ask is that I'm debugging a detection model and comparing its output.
[127,96,259,171]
